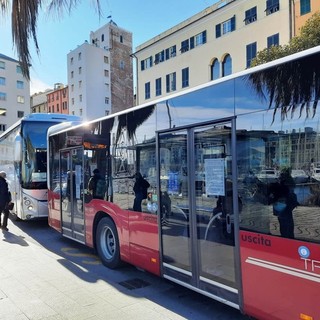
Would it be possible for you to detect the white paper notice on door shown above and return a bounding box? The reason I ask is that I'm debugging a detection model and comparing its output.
[204,158,225,196]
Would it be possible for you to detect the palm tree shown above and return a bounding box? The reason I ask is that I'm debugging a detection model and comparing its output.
[0,0,101,79]
[247,50,320,122]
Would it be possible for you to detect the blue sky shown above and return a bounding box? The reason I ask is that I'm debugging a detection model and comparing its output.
[0,0,216,94]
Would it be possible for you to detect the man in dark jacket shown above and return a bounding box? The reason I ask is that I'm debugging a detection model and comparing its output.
[0,171,11,231]
[133,172,150,212]
[88,169,106,200]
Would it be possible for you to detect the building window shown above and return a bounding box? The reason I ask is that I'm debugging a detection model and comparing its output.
[79,94,82,102]
[190,31,207,49]
[120,35,123,43]
[300,0,311,15]
[166,72,176,93]
[71,71,74,78]
[78,52,81,60]
[104,69,109,77]
[141,56,153,71]
[72,98,74,105]
[266,0,279,15]
[0,61,5,69]
[0,92,6,101]
[0,77,5,86]
[78,67,82,74]
[0,124,6,132]
[79,80,82,88]
[120,61,125,69]
[155,78,162,96]
[211,59,220,80]
[182,67,189,88]
[57,104,60,112]
[17,111,24,118]
[244,7,257,25]
[71,84,74,92]
[267,33,279,48]
[101,34,105,42]
[17,80,24,89]
[70,57,74,65]
[246,42,257,68]
[80,108,82,116]
[216,16,236,38]
[180,39,189,53]
[104,56,109,64]
[17,95,25,103]
[105,97,109,104]
[222,54,232,76]
[16,65,22,73]
[155,51,165,64]
[165,45,176,59]
[105,110,110,116]
[145,82,151,99]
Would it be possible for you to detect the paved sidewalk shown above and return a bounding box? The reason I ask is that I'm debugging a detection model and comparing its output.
[0,220,248,320]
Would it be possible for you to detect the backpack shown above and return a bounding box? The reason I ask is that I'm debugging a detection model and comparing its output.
[95,178,107,199]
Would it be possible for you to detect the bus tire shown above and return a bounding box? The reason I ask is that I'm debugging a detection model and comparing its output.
[96,216,121,269]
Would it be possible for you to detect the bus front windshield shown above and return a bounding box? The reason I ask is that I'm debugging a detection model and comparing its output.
[21,121,57,189]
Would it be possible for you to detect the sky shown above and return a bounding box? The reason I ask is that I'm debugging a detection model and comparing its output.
[0,0,217,95]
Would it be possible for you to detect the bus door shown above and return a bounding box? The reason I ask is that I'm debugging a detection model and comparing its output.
[60,147,85,243]
[158,119,240,308]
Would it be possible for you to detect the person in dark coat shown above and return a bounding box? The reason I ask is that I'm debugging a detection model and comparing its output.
[0,171,11,231]
[133,172,150,212]
[269,168,298,239]
[88,168,106,200]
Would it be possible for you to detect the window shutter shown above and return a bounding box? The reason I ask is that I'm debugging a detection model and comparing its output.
[216,24,221,38]
[202,31,207,44]
[231,16,236,31]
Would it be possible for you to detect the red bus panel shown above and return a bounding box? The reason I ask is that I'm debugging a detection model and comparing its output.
[240,230,320,320]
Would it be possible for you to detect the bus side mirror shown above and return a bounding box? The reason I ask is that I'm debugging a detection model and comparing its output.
[14,134,22,162]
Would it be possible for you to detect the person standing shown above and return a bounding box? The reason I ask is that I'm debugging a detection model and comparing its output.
[0,171,11,231]
[88,169,106,200]
[133,172,150,212]
[270,168,298,239]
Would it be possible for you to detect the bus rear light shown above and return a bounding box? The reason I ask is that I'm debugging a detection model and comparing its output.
[151,258,157,263]
[300,313,313,320]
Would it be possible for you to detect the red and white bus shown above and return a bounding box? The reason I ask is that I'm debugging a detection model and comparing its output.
[47,46,320,320]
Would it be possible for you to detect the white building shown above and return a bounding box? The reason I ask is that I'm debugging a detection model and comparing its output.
[67,21,133,120]
[0,53,30,131]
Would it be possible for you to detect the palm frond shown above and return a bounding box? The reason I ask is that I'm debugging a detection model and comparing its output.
[11,0,42,79]
[247,51,320,122]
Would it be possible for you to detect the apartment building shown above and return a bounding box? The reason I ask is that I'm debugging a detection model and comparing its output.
[294,0,320,34]
[67,20,133,120]
[30,89,53,113]
[47,83,69,114]
[133,0,316,105]
[0,53,30,131]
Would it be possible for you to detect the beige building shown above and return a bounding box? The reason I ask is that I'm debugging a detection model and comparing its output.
[30,89,53,113]
[133,0,316,105]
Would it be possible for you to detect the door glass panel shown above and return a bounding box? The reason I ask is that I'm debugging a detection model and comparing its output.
[195,124,236,288]
[159,130,191,272]
[60,148,84,238]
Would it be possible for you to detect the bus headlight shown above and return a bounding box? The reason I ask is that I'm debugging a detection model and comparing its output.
[24,199,31,206]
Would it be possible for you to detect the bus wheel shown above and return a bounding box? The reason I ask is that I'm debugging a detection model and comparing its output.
[96,217,121,269]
